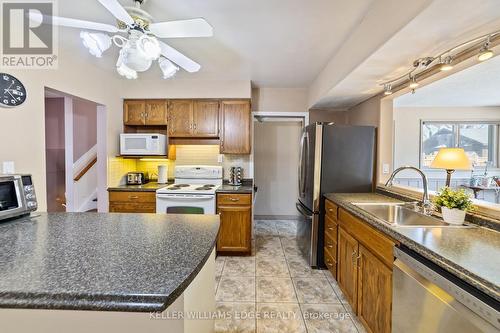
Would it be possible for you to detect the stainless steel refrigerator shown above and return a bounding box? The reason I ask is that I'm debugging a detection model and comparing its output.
[296,123,376,268]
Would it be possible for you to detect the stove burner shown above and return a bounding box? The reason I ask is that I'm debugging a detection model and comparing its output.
[195,186,213,191]
[203,184,215,187]
[173,184,190,187]
[167,187,181,190]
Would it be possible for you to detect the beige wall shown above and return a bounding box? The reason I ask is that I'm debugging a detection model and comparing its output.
[254,121,301,216]
[73,99,97,162]
[347,95,381,126]
[309,109,348,125]
[252,87,308,112]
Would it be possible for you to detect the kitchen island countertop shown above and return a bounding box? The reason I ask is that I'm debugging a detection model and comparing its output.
[0,212,219,312]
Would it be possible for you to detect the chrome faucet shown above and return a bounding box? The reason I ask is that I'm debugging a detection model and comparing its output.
[385,166,433,215]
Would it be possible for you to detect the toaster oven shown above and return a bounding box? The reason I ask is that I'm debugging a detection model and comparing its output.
[0,174,37,221]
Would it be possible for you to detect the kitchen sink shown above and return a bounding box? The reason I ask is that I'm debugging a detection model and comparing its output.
[353,203,473,228]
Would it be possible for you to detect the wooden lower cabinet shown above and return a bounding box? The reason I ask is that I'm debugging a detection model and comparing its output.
[337,226,359,309]
[330,203,397,333]
[216,193,252,255]
[357,245,392,333]
[108,191,156,213]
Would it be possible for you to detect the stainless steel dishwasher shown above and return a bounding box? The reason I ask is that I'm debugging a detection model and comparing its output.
[393,247,500,333]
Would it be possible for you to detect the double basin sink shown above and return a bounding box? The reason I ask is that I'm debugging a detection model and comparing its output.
[352,202,473,228]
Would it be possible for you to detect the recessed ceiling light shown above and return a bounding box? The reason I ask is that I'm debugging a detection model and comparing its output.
[478,46,494,62]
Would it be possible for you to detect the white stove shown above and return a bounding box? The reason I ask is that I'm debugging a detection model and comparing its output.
[156,165,223,214]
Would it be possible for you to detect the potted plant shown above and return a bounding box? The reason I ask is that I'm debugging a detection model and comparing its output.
[433,187,474,225]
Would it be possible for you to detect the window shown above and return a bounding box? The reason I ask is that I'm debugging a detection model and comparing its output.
[421,121,499,168]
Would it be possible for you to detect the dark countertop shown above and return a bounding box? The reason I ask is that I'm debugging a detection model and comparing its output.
[0,212,219,312]
[216,184,255,194]
[107,182,170,192]
[325,193,500,302]
[108,182,257,194]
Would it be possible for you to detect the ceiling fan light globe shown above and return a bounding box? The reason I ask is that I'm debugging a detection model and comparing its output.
[137,35,161,60]
[80,31,111,58]
[159,57,179,79]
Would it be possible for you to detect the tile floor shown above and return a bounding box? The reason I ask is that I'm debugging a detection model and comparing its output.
[215,219,367,333]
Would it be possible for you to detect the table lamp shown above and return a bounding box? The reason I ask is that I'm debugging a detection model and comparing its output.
[430,148,472,187]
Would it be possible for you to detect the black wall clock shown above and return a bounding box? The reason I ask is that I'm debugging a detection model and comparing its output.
[0,73,27,108]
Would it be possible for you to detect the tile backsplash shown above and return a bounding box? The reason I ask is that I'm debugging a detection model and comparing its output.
[108,145,251,186]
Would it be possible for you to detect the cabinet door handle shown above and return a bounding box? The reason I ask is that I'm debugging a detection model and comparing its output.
[193,123,197,130]
[325,259,333,267]
[326,243,334,249]
[229,198,239,202]
[129,195,139,199]
[328,208,334,212]
[327,227,335,231]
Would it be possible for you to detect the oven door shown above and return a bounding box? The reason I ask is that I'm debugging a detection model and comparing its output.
[156,194,215,214]
[0,176,25,220]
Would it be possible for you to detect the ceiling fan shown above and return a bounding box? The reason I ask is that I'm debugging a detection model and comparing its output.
[30,0,213,79]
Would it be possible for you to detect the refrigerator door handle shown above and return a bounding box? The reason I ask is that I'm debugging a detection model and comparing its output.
[298,131,306,195]
[298,131,309,196]
[296,202,312,218]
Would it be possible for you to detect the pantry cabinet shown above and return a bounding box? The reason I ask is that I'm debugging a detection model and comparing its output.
[216,193,252,255]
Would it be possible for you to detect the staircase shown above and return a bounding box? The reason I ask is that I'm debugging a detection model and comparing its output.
[72,145,98,212]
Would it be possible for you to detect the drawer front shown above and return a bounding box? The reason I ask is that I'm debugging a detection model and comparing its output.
[324,230,337,259]
[324,247,337,278]
[109,202,156,213]
[217,193,251,206]
[338,208,397,267]
[325,200,338,220]
[109,191,156,203]
[325,215,338,240]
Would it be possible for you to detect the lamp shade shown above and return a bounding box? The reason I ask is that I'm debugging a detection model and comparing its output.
[430,148,472,170]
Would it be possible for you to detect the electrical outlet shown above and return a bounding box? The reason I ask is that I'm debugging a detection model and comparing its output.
[217,154,224,163]
[383,163,390,174]
[2,161,15,174]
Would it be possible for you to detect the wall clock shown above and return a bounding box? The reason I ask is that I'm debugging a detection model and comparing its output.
[0,73,27,108]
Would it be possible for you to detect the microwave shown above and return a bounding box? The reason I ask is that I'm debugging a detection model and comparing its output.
[0,174,37,221]
[120,133,167,156]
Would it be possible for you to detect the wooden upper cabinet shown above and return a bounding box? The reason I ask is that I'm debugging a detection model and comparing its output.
[357,245,392,333]
[220,100,251,154]
[168,100,193,137]
[145,100,168,125]
[193,100,219,137]
[337,226,359,310]
[124,100,146,125]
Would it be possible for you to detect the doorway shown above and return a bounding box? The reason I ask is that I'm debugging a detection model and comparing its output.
[253,112,308,219]
[44,88,107,212]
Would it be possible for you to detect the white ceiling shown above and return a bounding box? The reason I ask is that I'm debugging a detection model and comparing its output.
[395,54,500,107]
[312,0,500,108]
[56,0,374,87]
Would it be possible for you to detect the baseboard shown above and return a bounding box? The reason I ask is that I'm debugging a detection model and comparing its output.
[254,215,300,221]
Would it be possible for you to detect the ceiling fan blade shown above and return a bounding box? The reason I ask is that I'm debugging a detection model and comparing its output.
[29,12,120,33]
[149,18,213,38]
[159,41,201,73]
[97,0,134,26]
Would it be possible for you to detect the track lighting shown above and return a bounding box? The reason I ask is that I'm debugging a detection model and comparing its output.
[384,84,393,95]
[439,56,453,71]
[478,38,494,61]
[408,76,419,89]
[379,30,498,94]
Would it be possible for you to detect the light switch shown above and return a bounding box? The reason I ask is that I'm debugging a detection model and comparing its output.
[2,161,15,174]
[383,163,390,174]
